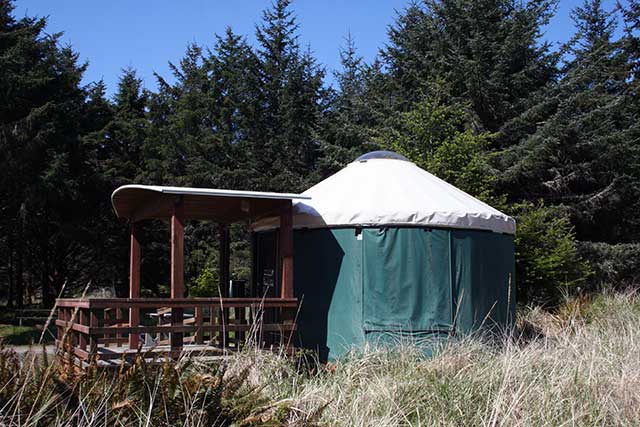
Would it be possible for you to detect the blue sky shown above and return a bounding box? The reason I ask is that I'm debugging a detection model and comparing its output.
[13,0,624,96]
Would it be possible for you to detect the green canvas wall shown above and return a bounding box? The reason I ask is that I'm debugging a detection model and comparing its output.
[291,228,364,361]
[254,227,515,360]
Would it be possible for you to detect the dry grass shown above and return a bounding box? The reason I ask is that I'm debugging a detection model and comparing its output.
[235,291,640,426]
[1,291,640,426]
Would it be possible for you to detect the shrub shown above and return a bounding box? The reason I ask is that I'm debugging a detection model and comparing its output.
[0,350,305,426]
[511,201,591,307]
[578,242,640,290]
[0,325,53,345]
[190,265,220,297]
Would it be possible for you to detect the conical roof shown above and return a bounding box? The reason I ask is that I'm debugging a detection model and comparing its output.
[253,152,515,234]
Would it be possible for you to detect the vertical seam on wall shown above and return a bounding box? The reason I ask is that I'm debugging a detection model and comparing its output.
[448,231,455,332]
[360,228,365,341]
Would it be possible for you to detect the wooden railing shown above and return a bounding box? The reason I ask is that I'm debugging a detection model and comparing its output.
[55,297,297,364]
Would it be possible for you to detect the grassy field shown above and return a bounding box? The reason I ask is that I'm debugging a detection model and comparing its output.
[0,292,638,426]
[0,325,52,345]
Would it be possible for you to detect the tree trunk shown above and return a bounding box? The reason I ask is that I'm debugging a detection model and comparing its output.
[7,232,14,309]
[15,233,24,308]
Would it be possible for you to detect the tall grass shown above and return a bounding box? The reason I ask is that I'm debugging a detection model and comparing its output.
[1,292,639,426]
[235,292,640,426]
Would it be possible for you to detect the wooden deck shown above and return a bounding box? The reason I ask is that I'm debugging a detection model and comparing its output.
[56,297,297,367]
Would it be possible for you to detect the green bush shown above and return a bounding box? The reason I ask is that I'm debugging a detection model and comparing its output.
[190,265,220,297]
[577,242,640,290]
[512,201,591,307]
[0,325,50,345]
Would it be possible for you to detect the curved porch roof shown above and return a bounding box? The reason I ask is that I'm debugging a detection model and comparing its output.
[112,184,310,222]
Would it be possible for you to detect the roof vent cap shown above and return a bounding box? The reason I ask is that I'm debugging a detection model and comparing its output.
[355,150,411,162]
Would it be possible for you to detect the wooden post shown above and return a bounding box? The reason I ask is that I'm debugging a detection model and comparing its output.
[218,224,230,297]
[211,305,219,347]
[218,224,230,347]
[129,223,141,349]
[89,309,98,356]
[279,201,295,348]
[222,306,228,348]
[79,309,87,351]
[116,308,123,347]
[56,307,63,345]
[194,306,204,344]
[279,201,294,299]
[171,201,185,352]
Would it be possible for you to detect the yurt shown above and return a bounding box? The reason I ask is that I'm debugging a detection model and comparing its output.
[253,151,516,360]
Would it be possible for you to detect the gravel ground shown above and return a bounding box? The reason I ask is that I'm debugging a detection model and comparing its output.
[10,345,56,356]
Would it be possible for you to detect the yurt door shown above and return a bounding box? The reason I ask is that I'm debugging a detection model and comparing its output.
[252,231,279,298]
[361,228,454,338]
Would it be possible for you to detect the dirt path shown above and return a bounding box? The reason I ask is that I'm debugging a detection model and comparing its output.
[10,345,56,356]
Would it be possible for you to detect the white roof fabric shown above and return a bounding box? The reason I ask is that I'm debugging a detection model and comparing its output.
[253,158,516,234]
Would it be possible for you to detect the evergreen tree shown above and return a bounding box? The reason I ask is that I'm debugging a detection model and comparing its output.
[382,0,559,133]
[0,0,104,304]
[2,0,638,306]
[621,0,640,79]
[252,0,328,191]
[143,48,214,295]
[318,34,381,174]
[145,44,210,185]
[499,0,640,242]
[142,30,263,295]
[145,35,256,189]
[96,69,148,185]
[82,70,153,295]
[205,27,263,189]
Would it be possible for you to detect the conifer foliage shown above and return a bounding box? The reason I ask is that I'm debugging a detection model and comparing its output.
[1,0,639,306]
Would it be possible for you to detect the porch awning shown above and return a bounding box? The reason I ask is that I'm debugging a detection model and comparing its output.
[112,185,311,222]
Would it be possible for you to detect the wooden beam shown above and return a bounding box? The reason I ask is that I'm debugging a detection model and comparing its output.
[171,201,185,352]
[129,223,141,349]
[171,202,185,298]
[55,321,297,337]
[56,297,298,309]
[279,201,294,299]
[218,224,230,297]
[129,223,141,297]
[130,195,178,222]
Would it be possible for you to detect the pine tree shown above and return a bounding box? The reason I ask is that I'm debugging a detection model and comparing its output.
[95,69,148,185]
[499,0,640,242]
[252,0,327,191]
[382,0,559,132]
[146,37,254,189]
[142,30,263,295]
[0,0,106,303]
[621,0,640,79]
[318,34,381,174]
[205,27,262,189]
